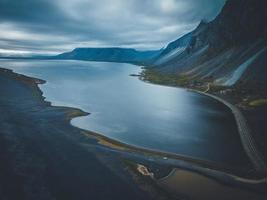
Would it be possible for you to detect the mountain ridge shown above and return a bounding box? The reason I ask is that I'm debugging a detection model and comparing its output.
[55,47,162,65]
[150,0,267,89]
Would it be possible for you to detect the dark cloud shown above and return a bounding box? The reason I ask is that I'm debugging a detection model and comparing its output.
[0,0,226,55]
[0,0,67,24]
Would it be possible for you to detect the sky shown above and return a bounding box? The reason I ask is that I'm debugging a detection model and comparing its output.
[0,0,226,55]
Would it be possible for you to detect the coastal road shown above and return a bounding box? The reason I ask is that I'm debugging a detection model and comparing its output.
[200,88,267,172]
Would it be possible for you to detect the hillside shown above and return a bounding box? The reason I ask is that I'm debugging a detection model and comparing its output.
[149,0,267,90]
[142,0,267,161]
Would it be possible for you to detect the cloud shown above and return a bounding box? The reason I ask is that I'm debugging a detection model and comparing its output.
[0,0,226,55]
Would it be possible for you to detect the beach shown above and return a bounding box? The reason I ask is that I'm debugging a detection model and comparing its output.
[0,68,162,200]
[0,67,266,200]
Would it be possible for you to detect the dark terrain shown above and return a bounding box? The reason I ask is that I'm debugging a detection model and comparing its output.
[0,0,267,199]
[0,68,167,200]
[151,0,267,89]
[1,66,267,200]
[142,0,267,163]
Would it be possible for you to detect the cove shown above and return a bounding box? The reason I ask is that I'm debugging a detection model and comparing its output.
[0,59,250,167]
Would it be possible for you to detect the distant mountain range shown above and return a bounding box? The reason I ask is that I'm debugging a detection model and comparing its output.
[1,0,266,90]
[150,0,267,90]
[52,0,267,90]
[55,48,162,65]
[0,48,162,65]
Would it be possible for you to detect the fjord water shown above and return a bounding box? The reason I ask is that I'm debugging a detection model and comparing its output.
[1,59,250,166]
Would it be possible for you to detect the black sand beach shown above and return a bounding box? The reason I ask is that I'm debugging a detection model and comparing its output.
[0,68,164,200]
[1,67,266,200]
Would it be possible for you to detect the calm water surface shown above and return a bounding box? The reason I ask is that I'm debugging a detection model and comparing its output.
[0,59,250,166]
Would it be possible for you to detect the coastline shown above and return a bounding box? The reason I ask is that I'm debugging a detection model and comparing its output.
[0,67,166,200]
[1,65,267,200]
[140,68,267,174]
[192,89,267,172]
[2,66,266,179]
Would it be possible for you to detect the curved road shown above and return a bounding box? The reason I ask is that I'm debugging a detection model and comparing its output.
[198,90,267,172]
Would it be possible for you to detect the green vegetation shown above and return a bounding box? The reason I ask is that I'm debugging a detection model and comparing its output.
[141,69,190,86]
[249,99,267,107]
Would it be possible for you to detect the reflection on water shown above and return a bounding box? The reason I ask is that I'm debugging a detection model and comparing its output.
[0,59,250,166]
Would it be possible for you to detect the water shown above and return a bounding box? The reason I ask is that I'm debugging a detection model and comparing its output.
[0,59,250,166]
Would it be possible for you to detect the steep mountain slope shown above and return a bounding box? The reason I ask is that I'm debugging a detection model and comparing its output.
[153,32,193,66]
[56,47,162,65]
[152,0,267,89]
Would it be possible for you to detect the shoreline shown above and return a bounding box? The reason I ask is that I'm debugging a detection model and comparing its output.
[1,67,266,181]
[0,67,168,200]
[140,69,267,173]
[191,89,267,172]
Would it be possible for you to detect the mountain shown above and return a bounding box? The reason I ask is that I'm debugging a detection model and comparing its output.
[0,48,162,65]
[55,47,162,65]
[153,32,193,66]
[150,0,267,90]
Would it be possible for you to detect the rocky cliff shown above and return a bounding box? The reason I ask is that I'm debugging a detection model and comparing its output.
[152,0,267,89]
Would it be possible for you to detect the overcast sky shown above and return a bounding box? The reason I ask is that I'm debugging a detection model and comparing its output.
[0,0,226,55]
